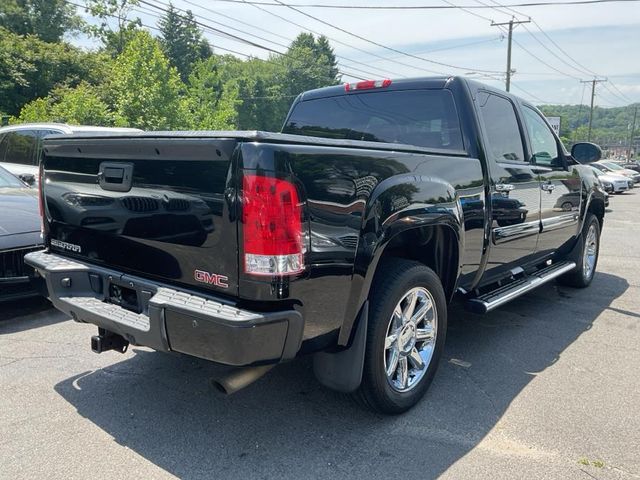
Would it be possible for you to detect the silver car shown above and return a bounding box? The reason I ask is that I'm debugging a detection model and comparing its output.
[0,123,141,184]
[593,160,640,185]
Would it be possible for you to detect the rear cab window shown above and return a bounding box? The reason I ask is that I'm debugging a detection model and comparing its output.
[283,89,464,152]
[476,91,526,164]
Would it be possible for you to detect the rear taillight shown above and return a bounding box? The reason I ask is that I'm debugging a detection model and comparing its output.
[242,174,305,276]
[344,79,392,92]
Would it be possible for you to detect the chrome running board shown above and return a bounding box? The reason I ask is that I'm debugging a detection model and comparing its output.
[466,261,576,314]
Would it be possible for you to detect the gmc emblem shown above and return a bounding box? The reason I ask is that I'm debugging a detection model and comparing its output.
[194,269,229,288]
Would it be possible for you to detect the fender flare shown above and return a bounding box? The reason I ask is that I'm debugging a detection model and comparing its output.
[338,174,464,347]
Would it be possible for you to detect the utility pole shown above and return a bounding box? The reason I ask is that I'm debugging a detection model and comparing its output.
[492,18,531,92]
[627,104,638,160]
[580,78,606,142]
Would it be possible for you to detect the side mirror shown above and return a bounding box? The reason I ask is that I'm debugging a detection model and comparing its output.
[18,173,36,186]
[571,142,602,164]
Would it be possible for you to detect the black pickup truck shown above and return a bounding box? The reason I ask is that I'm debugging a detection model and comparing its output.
[26,77,607,413]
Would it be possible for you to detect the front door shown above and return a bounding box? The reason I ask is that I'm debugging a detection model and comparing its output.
[521,105,580,257]
[476,91,542,280]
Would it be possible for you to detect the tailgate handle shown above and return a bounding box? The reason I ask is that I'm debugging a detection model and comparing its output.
[98,162,134,192]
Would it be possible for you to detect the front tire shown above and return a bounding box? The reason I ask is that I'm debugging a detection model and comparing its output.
[354,259,447,414]
[558,213,600,288]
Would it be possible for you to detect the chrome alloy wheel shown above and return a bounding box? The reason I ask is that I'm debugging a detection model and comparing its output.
[383,287,437,393]
[583,223,598,280]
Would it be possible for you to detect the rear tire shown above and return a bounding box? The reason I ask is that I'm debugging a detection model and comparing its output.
[558,213,600,288]
[354,258,447,414]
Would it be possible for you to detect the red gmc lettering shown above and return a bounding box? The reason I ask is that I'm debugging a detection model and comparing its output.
[194,269,229,288]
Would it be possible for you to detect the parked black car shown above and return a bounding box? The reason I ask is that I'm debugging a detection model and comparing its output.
[27,77,607,413]
[0,166,43,301]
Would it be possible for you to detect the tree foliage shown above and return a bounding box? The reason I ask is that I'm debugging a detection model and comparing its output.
[186,57,238,130]
[84,0,142,57]
[16,83,114,125]
[539,103,640,146]
[110,30,187,129]
[0,27,109,116]
[158,4,212,82]
[0,0,83,42]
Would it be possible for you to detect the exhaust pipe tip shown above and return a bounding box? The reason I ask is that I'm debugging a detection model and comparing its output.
[212,365,275,395]
[211,380,230,395]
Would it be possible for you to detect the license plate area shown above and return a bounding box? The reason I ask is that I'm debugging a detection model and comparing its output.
[107,282,141,314]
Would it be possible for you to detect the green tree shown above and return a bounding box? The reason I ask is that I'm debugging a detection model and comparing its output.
[278,33,340,98]
[0,0,83,42]
[158,4,212,82]
[0,27,110,116]
[186,57,238,129]
[216,56,286,131]
[16,83,114,125]
[110,30,187,129]
[84,0,141,57]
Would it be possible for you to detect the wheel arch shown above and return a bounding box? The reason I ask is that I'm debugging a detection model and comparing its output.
[338,218,462,347]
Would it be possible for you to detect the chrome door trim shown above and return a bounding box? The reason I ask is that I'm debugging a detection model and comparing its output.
[493,220,540,244]
[541,213,578,232]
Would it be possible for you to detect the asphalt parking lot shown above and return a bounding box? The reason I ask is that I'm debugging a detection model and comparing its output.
[1,191,639,480]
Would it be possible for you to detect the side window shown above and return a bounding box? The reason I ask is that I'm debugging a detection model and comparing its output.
[3,131,38,166]
[477,92,526,163]
[522,106,560,166]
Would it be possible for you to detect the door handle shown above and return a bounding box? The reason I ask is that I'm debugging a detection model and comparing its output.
[541,183,555,192]
[495,183,514,193]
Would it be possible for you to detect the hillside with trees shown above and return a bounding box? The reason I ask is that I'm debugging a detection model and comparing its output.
[1,0,637,149]
[539,104,639,150]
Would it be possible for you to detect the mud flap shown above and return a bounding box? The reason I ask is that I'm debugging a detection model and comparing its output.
[312,302,368,393]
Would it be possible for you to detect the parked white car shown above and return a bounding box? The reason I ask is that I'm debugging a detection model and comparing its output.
[593,161,640,185]
[0,123,141,183]
[590,166,631,193]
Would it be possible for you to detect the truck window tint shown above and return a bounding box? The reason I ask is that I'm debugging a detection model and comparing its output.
[3,131,38,166]
[283,89,464,151]
[477,92,525,163]
[522,106,559,166]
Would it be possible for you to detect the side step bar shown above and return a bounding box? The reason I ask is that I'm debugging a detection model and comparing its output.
[466,261,576,314]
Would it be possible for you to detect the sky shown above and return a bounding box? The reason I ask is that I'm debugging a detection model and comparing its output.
[73,0,640,107]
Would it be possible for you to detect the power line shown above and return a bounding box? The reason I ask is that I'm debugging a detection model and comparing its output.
[509,83,551,103]
[269,0,503,74]
[136,2,387,79]
[73,0,368,80]
[475,0,593,81]
[134,3,386,79]
[237,0,443,76]
[365,36,505,65]
[197,0,640,9]
[180,0,292,44]
[177,0,402,79]
[510,36,582,80]
[441,0,495,22]
[136,0,370,80]
[235,0,411,77]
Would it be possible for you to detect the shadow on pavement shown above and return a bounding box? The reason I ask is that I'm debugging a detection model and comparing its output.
[54,272,628,479]
[0,297,65,334]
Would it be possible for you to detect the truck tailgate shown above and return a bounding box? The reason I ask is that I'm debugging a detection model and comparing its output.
[42,136,239,296]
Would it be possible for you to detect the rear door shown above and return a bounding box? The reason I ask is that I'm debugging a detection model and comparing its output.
[521,105,580,256]
[42,136,240,296]
[476,91,542,280]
